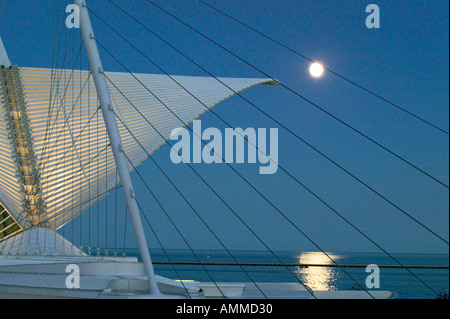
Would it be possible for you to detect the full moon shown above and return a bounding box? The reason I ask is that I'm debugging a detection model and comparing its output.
[309,62,325,78]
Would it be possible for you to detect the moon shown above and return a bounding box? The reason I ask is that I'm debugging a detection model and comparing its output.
[309,62,325,78]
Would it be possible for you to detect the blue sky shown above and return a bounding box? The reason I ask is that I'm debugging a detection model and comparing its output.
[0,0,448,254]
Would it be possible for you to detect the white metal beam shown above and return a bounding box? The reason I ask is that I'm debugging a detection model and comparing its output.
[74,0,163,297]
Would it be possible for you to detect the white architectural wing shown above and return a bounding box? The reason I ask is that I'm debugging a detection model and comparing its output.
[0,66,277,238]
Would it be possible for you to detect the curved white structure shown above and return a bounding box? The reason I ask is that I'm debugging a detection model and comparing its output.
[0,65,277,241]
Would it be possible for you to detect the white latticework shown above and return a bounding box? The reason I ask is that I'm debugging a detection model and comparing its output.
[0,66,277,236]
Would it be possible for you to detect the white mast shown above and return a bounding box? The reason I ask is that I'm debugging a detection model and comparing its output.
[74,0,162,296]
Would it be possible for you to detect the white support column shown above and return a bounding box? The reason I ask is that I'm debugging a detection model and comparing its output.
[75,0,162,296]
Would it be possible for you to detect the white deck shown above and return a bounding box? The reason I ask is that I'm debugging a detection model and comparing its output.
[0,255,395,299]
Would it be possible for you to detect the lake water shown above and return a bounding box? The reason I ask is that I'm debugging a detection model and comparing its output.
[128,249,449,299]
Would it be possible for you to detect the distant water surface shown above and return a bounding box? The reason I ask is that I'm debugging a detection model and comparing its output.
[123,249,449,299]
